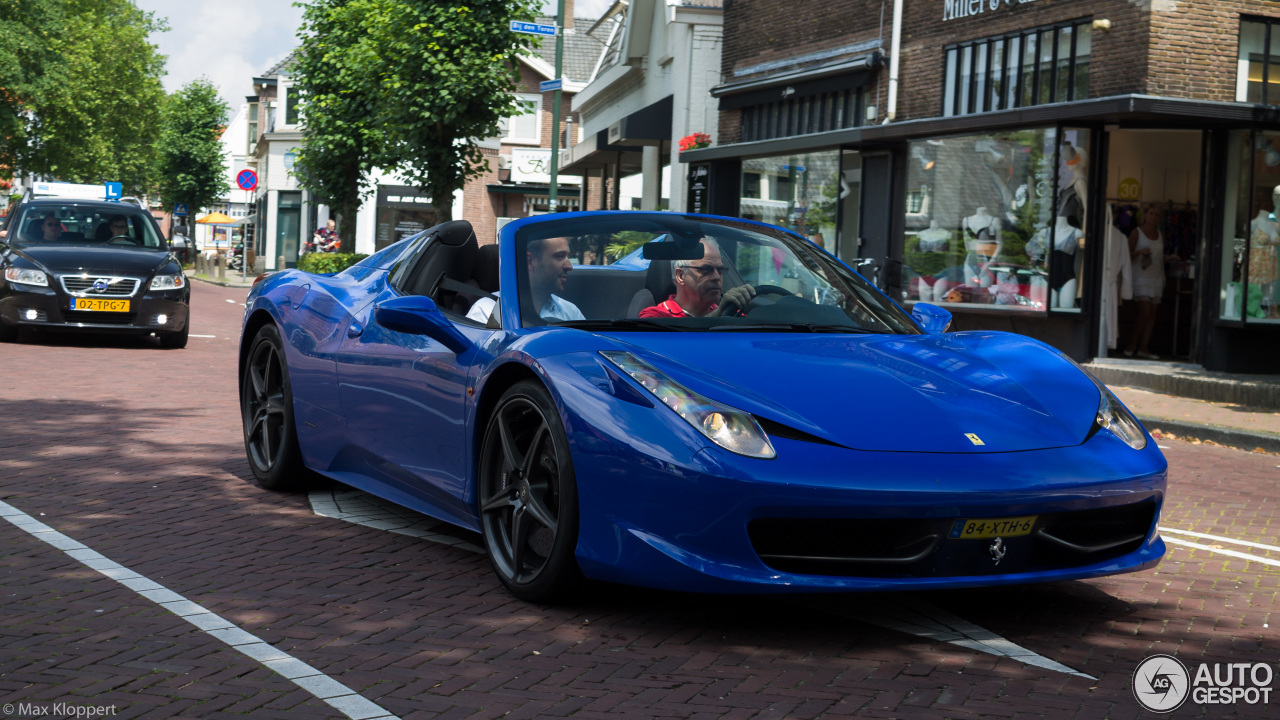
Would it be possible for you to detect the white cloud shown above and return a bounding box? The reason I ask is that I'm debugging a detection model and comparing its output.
[136,0,303,109]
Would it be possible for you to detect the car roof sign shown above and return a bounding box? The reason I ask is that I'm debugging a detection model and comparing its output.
[32,181,109,201]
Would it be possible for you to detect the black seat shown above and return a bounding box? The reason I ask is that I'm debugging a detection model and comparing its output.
[626,259,675,317]
[451,242,501,315]
[404,220,478,311]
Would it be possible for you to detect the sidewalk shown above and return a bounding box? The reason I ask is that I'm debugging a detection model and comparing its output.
[188,269,257,288]
[1111,385,1280,454]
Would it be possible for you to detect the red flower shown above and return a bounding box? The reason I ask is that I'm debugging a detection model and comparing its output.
[679,132,712,152]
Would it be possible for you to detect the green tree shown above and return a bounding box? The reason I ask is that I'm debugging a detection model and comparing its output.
[292,0,539,239]
[293,0,382,253]
[21,0,165,193]
[0,0,63,171]
[156,79,230,218]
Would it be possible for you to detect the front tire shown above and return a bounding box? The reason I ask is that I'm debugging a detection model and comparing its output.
[159,322,188,349]
[241,324,309,490]
[0,322,17,343]
[479,380,582,602]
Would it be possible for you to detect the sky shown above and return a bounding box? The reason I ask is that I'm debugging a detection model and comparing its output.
[136,0,615,111]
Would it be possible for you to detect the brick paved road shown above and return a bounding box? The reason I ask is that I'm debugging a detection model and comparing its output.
[1,280,1276,719]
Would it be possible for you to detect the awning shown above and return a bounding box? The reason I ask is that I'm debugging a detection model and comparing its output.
[558,95,673,176]
[681,94,1280,163]
[712,53,882,111]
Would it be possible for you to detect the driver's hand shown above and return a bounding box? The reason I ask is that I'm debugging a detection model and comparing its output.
[710,284,756,317]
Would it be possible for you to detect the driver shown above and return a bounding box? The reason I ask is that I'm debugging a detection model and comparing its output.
[640,238,755,318]
[100,215,132,242]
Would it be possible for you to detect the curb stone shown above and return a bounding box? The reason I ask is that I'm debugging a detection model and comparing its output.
[1138,415,1280,455]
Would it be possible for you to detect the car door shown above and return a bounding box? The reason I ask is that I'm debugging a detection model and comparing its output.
[333,236,493,529]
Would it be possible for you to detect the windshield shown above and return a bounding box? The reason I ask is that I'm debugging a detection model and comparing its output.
[10,203,165,250]
[513,214,920,334]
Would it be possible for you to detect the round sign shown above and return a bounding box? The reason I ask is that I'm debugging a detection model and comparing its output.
[1131,654,1190,713]
[236,169,258,191]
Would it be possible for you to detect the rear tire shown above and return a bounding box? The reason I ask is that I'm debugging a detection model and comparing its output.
[241,324,309,490]
[159,322,188,349]
[478,380,582,602]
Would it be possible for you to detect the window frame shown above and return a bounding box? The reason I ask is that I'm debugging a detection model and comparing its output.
[1237,16,1280,105]
[500,93,543,145]
[942,17,1093,118]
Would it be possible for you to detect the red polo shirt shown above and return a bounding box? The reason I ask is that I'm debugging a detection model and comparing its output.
[639,295,718,318]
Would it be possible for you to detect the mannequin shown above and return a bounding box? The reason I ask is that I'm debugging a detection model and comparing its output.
[963,208,1002,289]
[1253,190,1280,315]
[917,220,949,252]
[1059,140,1088,221]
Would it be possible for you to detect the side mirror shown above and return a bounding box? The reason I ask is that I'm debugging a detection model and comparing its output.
[374,295,474,354]
[911,302,953,334]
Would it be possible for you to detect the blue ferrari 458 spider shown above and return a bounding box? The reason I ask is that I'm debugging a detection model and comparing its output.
[238,212,1166,601]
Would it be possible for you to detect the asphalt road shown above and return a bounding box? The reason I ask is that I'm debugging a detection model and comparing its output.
[0,280,1276,719]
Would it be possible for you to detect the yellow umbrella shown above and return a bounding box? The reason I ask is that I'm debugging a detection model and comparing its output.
[196,211,235,224]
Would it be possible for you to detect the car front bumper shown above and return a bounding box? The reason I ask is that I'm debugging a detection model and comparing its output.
[0,280,189,334]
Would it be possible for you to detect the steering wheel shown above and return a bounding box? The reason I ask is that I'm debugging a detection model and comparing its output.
[107,234,140,246]
[717,284,794,317]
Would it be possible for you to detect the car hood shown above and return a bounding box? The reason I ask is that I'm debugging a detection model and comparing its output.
[13,245,170,276]
[606,331,1101,453]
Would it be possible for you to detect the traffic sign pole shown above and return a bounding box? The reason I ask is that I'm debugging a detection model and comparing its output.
[548,0,565,212]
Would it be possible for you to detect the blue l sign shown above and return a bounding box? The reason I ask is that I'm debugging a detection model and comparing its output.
[103,182,123,201]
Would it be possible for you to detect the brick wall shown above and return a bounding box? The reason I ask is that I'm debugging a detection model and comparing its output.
[1147,1,1280,101]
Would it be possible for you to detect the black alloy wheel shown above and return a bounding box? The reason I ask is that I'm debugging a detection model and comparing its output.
[479,380,582,602]
[241,324,308,490]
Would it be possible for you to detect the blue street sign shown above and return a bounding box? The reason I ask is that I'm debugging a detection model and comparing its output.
[510,20,557,37]
[173,203,189,217]
[103,182,123,201]
[539,78,563,92]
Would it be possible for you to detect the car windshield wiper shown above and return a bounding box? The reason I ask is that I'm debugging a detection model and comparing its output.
[556,318,688,332]
[707,323,892,334]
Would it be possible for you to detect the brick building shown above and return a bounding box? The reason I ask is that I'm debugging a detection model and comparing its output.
[682,0,1280,372]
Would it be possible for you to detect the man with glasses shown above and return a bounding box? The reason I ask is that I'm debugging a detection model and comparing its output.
[32,214,63,242]
[101,215,133,242]
[640,238,755,318]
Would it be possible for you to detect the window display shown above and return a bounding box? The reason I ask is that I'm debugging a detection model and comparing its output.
[902,128,1064,311]
[1221,130,1280,322]
[738,151,839,253]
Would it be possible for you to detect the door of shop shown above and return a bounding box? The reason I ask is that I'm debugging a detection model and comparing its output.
[1098,129,1203,361]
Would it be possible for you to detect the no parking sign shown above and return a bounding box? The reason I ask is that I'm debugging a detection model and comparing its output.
[236,169,258,192]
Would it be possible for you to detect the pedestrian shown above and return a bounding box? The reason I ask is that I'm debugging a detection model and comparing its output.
[314,219,340,253]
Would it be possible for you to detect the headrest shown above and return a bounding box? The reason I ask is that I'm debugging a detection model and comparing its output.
[473,243,500,292]
[645,259,675,301]
[432,220,476,247]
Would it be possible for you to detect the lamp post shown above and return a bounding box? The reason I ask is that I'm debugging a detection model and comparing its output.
[548,0,565,213]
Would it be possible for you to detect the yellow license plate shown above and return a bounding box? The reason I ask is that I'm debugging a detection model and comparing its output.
[949,515,1037,540]
[70,298,130,312]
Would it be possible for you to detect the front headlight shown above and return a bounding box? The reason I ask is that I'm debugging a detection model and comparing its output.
[150,274,185,290]
[4,267,49,287]
[600,351,776,459]
[1095,389,1148,450]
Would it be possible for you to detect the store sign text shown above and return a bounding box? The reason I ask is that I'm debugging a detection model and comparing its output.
[943,0,1039,22]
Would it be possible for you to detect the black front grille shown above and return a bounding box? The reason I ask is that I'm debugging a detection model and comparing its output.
[64,311,138,325]
[749,499,1158,578]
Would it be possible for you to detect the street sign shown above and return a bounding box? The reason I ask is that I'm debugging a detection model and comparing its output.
[236,169,258,191]
[173,203,189,217]
[103,182,123,201]
[539,78,563,92]
[510,20,557,36]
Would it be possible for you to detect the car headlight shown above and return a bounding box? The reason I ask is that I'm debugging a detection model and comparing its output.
[150,274,185,290]
[4,267,49,287]
[600,351,776,459]
[1095,388,1148,450]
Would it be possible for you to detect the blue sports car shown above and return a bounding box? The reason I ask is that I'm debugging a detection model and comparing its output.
[238,212,1166,601]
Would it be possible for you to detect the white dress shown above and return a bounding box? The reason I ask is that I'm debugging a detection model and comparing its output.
[1130,227,1164,299]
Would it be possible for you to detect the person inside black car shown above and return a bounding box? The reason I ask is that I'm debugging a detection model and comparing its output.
[96,215,134,244]
[30,214,62,243]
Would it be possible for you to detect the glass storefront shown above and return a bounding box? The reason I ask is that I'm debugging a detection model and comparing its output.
[902,127,1073,312]
[1221,129,1280,323]
[738,151,840,254]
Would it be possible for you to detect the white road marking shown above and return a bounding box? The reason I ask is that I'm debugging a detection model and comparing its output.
[1163,537,1280,568]
[0,499,401,720]
[225,299,236,303]
[309,488,483,553]
[190,334,216,338]
[796,596,1095,679]
[1161,527,1280,554]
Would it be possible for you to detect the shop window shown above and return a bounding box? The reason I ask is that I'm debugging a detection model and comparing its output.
[739,88,863,143]
[499,94,541,145]
[944,20,1091,117]
[737,151,840,253]
[902,128,1071,312]
[1220,130,1280,322]
[1237,19,1280,104]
